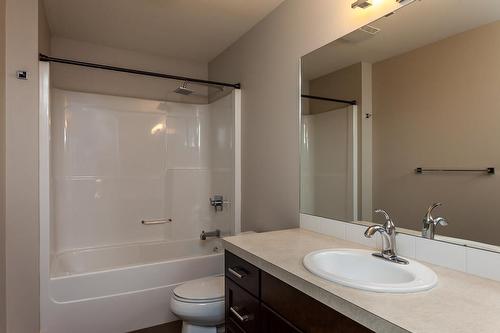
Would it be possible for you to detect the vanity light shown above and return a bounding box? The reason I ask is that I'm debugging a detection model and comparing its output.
[351,0,373,9]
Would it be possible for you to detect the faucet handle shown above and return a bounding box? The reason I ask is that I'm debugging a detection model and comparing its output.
[434,217,448,226]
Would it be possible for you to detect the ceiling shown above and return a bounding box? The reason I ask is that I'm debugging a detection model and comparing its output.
[43,0,285,63]
[302,0,500,80]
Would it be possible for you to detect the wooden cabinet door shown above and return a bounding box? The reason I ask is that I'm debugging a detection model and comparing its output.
[261,272,374,333]
[261,303,303,333]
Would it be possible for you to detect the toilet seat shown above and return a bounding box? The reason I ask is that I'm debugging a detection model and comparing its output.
[173,275,224,303]
[173,294,224,304]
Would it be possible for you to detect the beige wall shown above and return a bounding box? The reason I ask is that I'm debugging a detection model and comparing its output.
[208,0,402,232]
[50,37,209,103]
[372,21,500,245]
[308,63,362,114]
[0,0,6,331]
[5,0,40,332]
[38,0,50,55]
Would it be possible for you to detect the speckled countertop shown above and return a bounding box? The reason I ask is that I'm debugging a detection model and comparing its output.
[222,228,500,333]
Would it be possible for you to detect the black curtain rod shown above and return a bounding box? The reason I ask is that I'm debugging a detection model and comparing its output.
[39,54,241,89]
[301,94,356,106]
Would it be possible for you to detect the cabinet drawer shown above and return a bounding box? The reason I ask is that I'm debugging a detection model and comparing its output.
[225,278,260,333]
[225,251,260,297]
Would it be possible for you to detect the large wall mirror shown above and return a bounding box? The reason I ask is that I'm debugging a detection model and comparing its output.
[300,0,500,251]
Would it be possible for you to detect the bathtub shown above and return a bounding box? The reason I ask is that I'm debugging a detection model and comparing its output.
[44,238,224,333]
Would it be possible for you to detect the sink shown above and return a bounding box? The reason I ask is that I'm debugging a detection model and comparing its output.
[303,249,438,293]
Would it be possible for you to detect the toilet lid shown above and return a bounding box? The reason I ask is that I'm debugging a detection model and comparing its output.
[173,276,224,302]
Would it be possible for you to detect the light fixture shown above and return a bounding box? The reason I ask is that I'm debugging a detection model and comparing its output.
[351,0,373,9]
[150,123,165,135]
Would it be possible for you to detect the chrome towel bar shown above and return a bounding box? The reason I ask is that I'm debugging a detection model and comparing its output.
[141,218,172,225]
[415,167,495,175]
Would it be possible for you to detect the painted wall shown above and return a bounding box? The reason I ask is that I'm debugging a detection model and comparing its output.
[38,0,50,54]
[308,63,362,114]
[0,0,6,331]
[50,37,209,103]
[372,21,500,245]
[208,0,400,231]
[5,0,40,332]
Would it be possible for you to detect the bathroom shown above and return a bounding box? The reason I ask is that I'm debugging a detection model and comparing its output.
[2,0,500,332]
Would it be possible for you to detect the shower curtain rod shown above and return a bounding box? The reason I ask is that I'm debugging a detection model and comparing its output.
[301,94,357,105]
[39,54,241,89]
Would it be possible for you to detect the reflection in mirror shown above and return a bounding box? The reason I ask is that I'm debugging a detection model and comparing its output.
[300,0,500,249]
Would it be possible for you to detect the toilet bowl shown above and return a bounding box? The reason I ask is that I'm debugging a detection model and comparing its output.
[170,275,225,333]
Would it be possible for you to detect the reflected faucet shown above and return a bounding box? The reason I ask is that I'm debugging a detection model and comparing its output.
[422,202,448,239]
[364,209,409,265]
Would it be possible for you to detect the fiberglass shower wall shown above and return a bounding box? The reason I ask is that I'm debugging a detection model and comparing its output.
[50,89,236,253]
[301,106,358,222]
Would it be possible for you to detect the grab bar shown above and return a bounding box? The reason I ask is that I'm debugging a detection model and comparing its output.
[141,218,172,225]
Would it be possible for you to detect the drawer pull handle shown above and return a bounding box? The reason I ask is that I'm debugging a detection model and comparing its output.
[228,267,246,279]
[230,306,251,322]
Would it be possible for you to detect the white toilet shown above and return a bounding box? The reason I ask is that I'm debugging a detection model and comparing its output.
[170,275,225,333]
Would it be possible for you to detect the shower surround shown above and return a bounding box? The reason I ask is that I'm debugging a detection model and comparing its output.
[39,63,241,333]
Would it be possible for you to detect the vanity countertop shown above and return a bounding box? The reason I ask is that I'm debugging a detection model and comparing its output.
[222,228,500,333]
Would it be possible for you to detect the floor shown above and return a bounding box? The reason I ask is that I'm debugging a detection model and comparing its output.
[129,321,182,333]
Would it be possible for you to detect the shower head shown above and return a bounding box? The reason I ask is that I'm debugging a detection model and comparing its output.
[174,81,194,95]
[173,80,225,96]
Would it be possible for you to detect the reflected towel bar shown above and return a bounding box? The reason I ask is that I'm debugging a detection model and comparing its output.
[415,167,495,175]
[141,218,172,225]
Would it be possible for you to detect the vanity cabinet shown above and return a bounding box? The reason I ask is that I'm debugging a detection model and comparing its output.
[225,251,373,333]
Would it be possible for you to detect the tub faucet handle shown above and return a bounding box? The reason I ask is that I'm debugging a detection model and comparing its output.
[209,195,231,212]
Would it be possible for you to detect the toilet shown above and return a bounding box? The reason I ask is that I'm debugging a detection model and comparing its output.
[170,275,225,333]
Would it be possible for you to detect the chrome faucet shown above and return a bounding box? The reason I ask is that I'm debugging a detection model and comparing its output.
[422,202,448,239]
[364,209,409,265]
[200,229,221,240]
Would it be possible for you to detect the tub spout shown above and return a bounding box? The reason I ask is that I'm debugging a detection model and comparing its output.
[200,229,221,240]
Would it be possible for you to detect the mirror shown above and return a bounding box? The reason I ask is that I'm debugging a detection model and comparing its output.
[300,0,500,250]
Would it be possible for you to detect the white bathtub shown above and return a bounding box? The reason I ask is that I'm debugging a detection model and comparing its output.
[44,238,224,333]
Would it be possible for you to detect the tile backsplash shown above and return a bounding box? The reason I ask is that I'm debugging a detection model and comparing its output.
[300,213,500,282]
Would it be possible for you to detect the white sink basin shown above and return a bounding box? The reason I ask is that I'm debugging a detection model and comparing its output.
[303,249,438,293]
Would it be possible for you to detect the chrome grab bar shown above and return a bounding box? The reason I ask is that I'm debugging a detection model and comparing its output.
[230,306,251,322]
[228,267,246,279]
[141,218,172,225]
